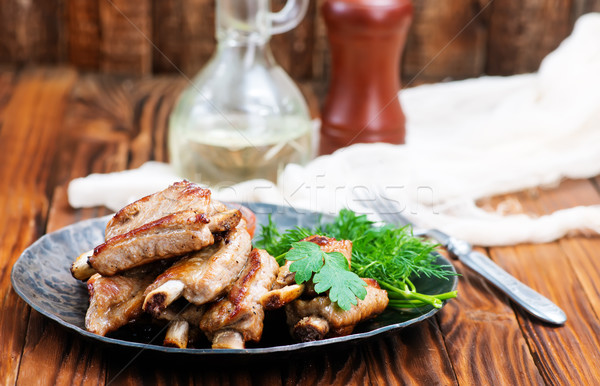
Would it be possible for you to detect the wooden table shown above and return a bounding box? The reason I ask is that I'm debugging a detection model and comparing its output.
[2,67,600,385]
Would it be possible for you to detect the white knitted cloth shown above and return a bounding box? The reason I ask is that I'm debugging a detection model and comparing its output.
[69,13,600,246]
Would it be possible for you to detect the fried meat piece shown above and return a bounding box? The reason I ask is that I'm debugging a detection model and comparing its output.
[71,249,96,281]
[89,209,241,276]
[301,235,353,262]
[260,283,305,310]
[85,262,166,336]
[104,180,226,239]
[286,278,389,342]
[142,220,251,315]
[291,315,330,342]
[199,249,279,349]
[261,235,353,309]
[155,303,206,348]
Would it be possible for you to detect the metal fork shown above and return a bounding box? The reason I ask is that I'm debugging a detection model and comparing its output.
[353,188,567,325]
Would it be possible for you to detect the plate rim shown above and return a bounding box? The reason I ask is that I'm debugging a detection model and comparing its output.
[11,203,458,356]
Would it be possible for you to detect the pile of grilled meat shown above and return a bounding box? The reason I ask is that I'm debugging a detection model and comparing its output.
[71,181,388,349]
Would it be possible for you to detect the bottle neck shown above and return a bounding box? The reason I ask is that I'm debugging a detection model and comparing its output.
[213,36,276,70]
[216,26,272,47]
[214,4,275,68]
[216,0,272,46]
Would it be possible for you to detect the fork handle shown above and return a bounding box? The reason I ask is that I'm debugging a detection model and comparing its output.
[459,250,567,325]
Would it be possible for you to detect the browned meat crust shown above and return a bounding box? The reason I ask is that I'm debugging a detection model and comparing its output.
[155,304,206,349]
[286,279,389,341]
[90,210,213,276]
[292,315,330,342]
[85,262,167,336]
[268,235,355,303]
[89,209,241,276]
[199,249,279,348]
[105,180,221,239]
[301,235,353,263]
[143,220,251,315]
[260,284,305,310]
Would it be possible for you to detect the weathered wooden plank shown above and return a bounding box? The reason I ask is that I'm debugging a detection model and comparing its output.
[152,0,216,76]
[151,0,180,74]
[99,0,153,75]
[270,0,316,81]
[179,0,217,76]
[0,70,17,125]
[492,243,600,384]
[0,0,64,65]
[559,237,600,324]
[363,324,457,384]
[289,0,317,81]
[66,75,137,140]
[437,250,544,385]
[487,179,600,384]
[528,179,600,347]
[18,308,108,386]
[486,0,572,75]
[67,0,101,70]
[129,76,186,167]
[0,69,20,384]
[403,0,489,84]
[311,0,329,83]
[0,67,77,385]
[0,0,596,97]
[572,0,600,24]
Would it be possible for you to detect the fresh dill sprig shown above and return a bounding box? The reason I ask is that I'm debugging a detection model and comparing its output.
[255,209,458,310]
[254,216,313,264]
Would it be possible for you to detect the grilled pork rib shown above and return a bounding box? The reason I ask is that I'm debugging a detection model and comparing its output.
[261,235,353,309]
[143,220,251,315]
[199,249,279,349]
[301,235,353,262]
[155,304,206,348]
[89,209,241,276]
[71,249,96,281]
[286,278,389,342]
[104,180,226,239]
[276,235,352,288]
[260,283,305,310]
[85,262,167,336]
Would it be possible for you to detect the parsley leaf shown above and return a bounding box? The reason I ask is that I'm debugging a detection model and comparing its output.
[286,242,325,283]
[313,252,368,311]
[286,243,367,311]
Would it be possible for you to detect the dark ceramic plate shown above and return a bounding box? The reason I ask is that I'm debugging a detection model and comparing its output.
[11,203,457,356]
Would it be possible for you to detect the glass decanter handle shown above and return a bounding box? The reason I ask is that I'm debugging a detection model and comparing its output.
[268,0,309,34]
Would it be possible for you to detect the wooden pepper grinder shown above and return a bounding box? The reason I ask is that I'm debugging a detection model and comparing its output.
[319,0,413,155]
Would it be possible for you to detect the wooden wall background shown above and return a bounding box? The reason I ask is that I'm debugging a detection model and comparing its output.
[1,0,599,99]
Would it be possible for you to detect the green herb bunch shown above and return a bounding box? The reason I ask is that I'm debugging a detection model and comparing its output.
[255,209,458,311]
